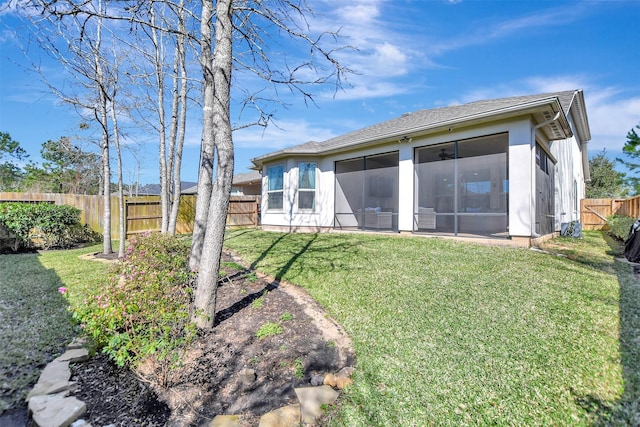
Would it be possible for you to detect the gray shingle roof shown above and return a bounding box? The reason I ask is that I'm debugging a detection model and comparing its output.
[232,170,262,184]
[251,90,585,166]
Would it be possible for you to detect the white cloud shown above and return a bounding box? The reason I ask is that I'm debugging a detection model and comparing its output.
[372,42,408,76]
[426,5,587,56]
[232,119,338,150]
[303,0,425,101]
[451,76,640,154]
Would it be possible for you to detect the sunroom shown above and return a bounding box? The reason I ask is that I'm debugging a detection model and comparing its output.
[252,90,590,246]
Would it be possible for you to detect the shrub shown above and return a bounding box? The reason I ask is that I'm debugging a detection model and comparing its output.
[71,233,196,368]
[0,202,98,250]
[607,215,636,241]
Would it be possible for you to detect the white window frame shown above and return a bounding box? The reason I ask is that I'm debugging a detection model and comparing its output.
[297,161,317,211]
[267,164,285,211]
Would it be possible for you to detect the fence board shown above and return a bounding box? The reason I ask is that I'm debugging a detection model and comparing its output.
[0,192,261,240]
[580,197,640,230]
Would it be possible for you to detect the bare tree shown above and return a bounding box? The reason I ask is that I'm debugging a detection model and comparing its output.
[125,0,192,235]
[190,0,351,328]
[17,0,118,254]
[14,0,350,325]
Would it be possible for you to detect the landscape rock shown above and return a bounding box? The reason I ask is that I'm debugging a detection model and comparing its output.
[294,385,339,424]
[209,414,241,427]
[310,374,325,386]
[67,338,88,350]
[336,366,355,378]
[55,349,89,363]
[27,380,75,401]
[37,361,71,385]
[238,368,257,385]
[70,420,92,427]
[28,392,86,427]
[258,404,301,427]
[26,360,73,402]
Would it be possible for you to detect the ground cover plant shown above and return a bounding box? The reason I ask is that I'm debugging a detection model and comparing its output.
[223,229,640,426]
[0,243,107,412]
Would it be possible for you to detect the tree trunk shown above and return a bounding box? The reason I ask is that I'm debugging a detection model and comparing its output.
[189,0,215,271]
[168,0,188,236]
[110,95,126,257]
[150,6,169,234]
[95,1,112,255]
[192,0,234,328]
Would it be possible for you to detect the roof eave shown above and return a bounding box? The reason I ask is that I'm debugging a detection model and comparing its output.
[251,96,574,167]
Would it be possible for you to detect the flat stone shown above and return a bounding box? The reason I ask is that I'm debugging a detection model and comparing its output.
[258,404,300,427]
[27,381,75,401]
[29,393,86,427]
[71,420,92,427]
[55,349,89,363]
[37,361,71,385]
[209,414,241,427]
[294,386,339,424]
[67,338,88,350]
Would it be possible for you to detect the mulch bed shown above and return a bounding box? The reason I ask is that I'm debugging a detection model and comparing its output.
[57,250,353,426]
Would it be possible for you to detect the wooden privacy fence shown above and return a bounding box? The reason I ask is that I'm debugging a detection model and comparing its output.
[0,192,261,239]
[581,196,640,230]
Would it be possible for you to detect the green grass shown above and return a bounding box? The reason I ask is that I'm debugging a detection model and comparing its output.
[0,243,108,411]
[256,321,284,339]
[223,229,640,426]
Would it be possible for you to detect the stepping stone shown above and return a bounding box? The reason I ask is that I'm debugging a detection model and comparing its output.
[209,414,240,427]
[28,392,86,427]
[258,404,300,427]
[294,386,338,424]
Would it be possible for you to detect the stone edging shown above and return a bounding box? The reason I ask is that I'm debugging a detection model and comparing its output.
[26,338,92,427]
[70,251,357,426]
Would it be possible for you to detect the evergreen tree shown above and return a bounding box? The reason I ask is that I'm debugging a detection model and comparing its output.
[618,123,640,194]
[586,150,626,198]
[0,132,28,191]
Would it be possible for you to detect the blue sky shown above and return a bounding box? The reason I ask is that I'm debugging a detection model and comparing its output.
[1,0,639,185]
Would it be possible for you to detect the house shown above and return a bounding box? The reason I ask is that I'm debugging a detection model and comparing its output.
[250,90,590,246]
[230,170,262,196]
[113,181,197,196]
[181,171,262,196]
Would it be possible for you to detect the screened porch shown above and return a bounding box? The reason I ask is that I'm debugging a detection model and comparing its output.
[334,152,399,232]
[414,133,509,238]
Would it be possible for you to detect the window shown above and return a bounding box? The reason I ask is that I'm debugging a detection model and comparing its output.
[298,162,316,210]
[267,164,284,210]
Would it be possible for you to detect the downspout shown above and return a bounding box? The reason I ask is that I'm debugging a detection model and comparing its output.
[530,111,561,239]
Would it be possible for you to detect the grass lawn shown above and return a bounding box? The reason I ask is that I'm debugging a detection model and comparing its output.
[223,229,640,426]
[3,231,638,425]
[0,244,108,412]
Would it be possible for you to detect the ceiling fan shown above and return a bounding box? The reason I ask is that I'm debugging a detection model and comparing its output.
[439,148,454,160]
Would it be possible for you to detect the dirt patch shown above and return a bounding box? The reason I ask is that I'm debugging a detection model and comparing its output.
[64,250,354,426]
